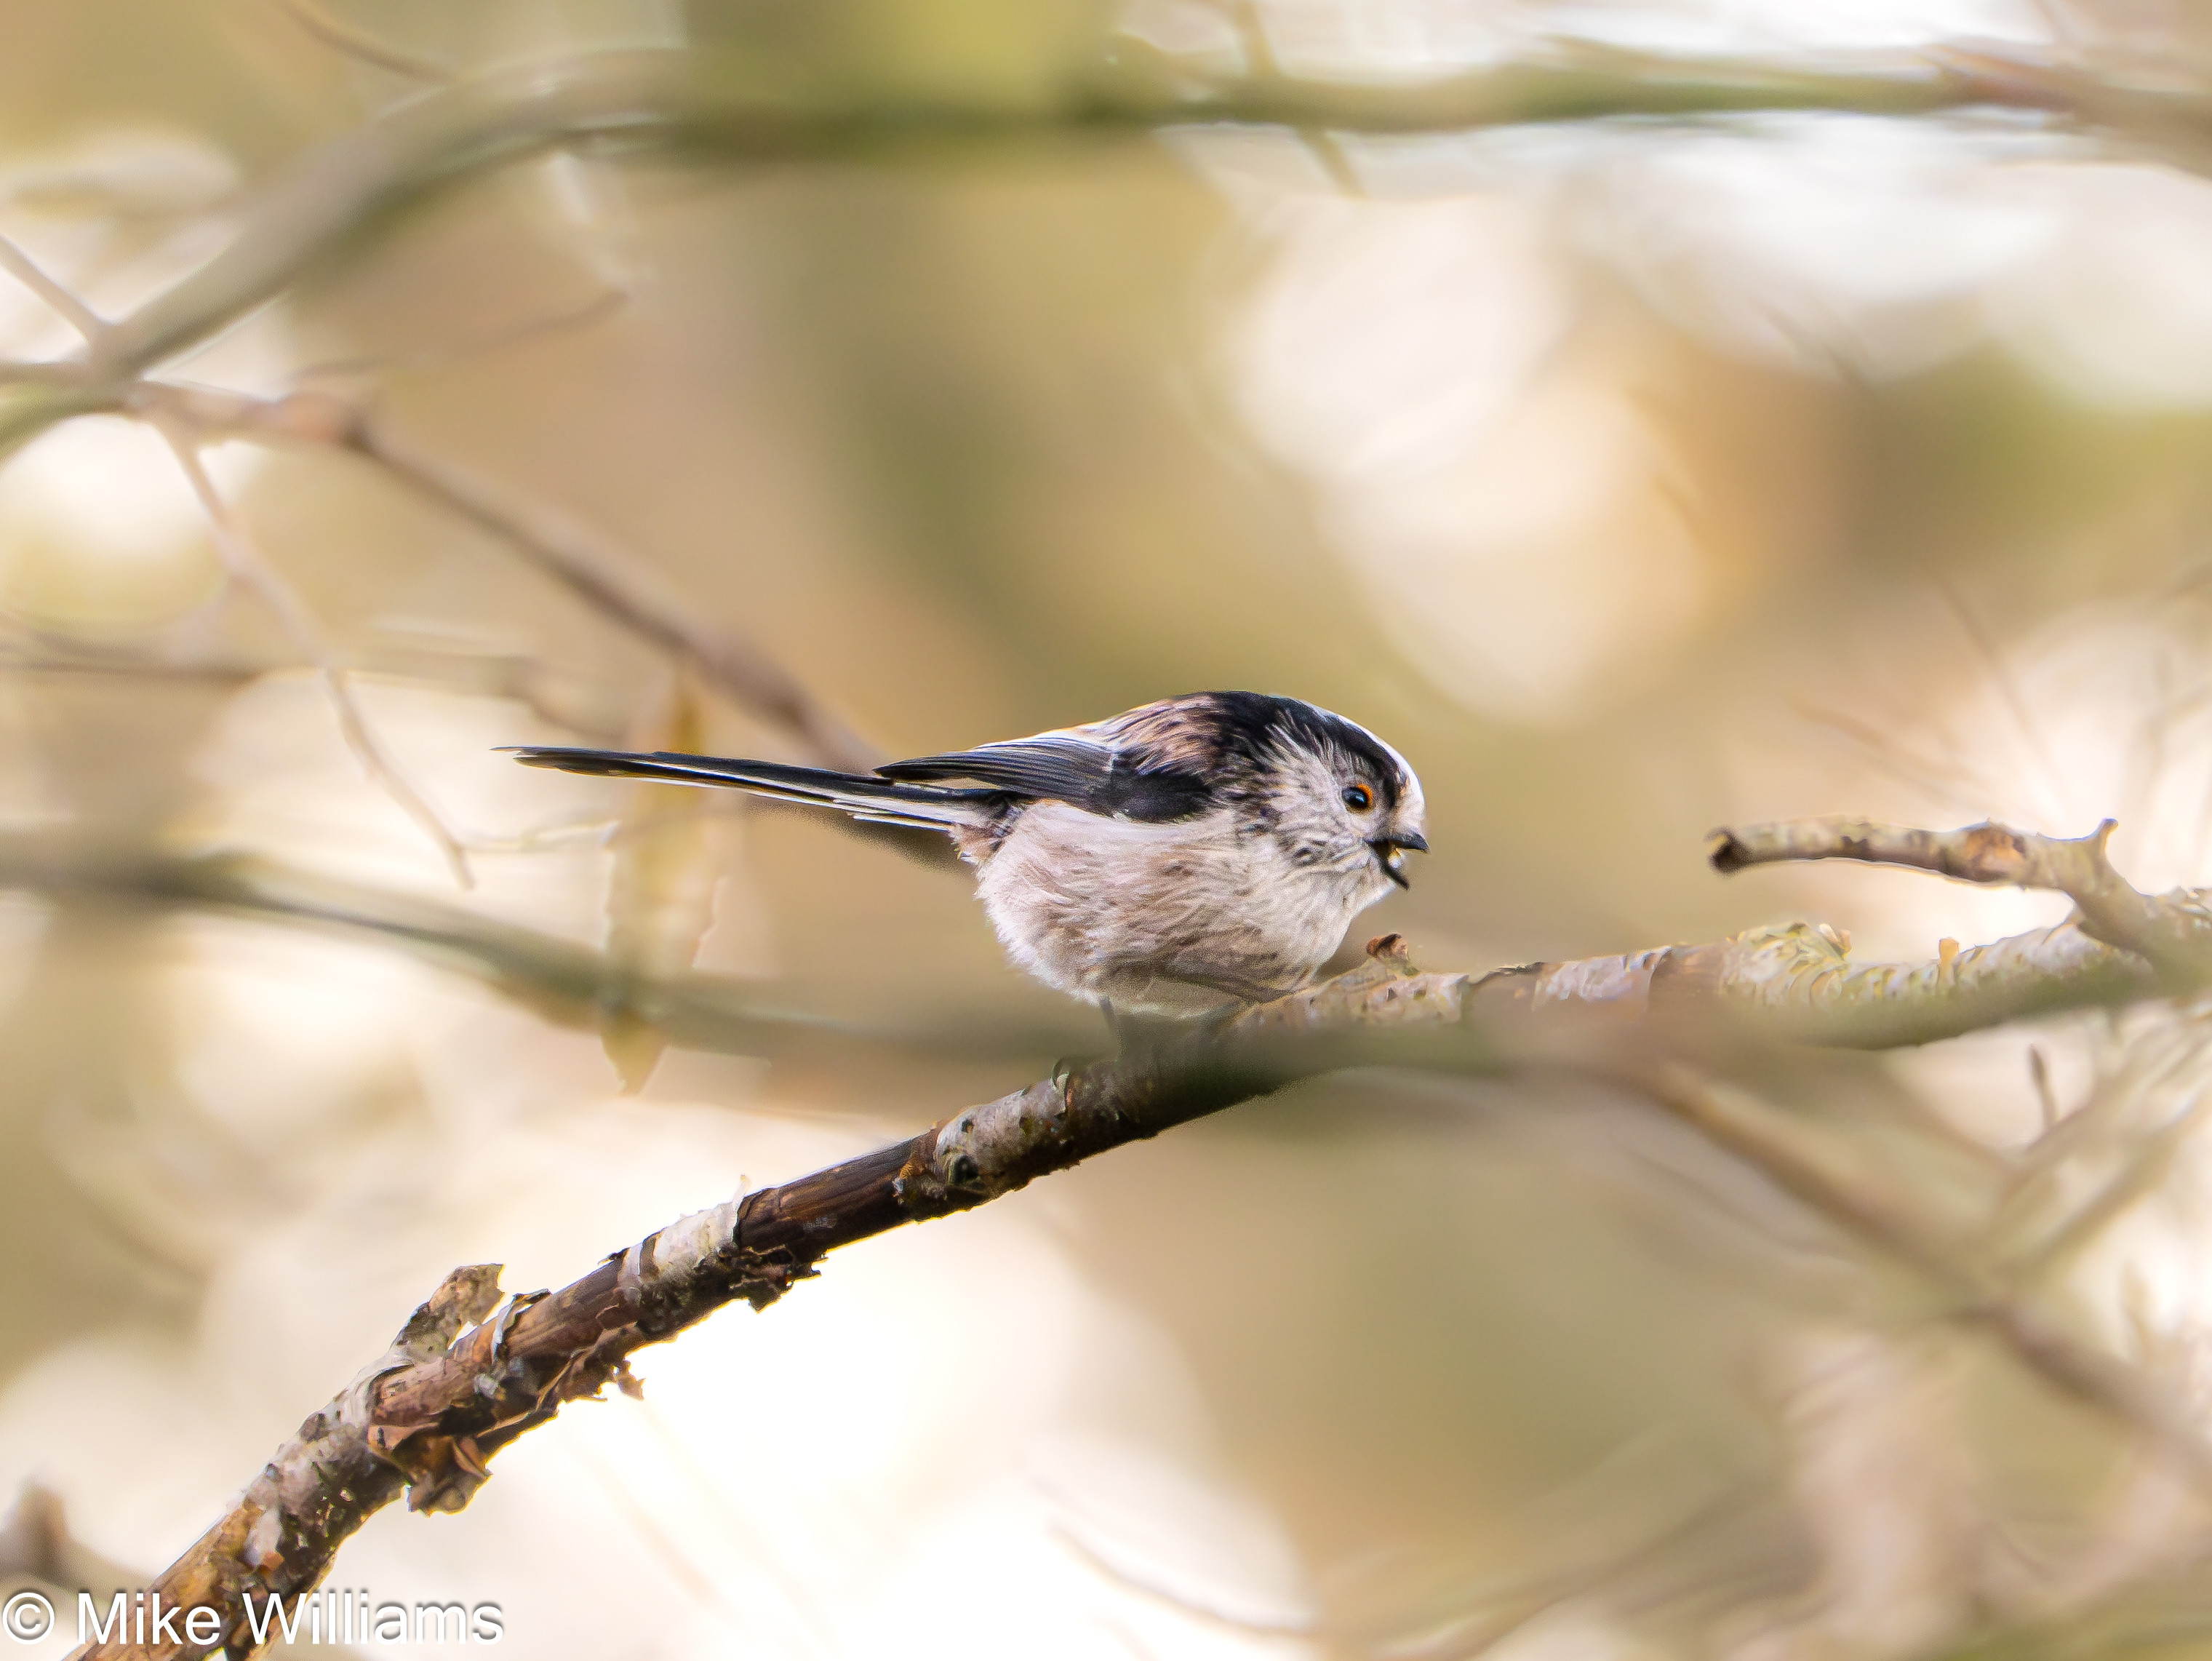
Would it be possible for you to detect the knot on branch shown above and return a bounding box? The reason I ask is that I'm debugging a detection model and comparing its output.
[923,1079,1072,1206]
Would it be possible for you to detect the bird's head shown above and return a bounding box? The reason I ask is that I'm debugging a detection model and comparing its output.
[1203,694,1429,891]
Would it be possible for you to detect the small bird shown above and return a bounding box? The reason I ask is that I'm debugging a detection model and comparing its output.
[508,691,1427,1019]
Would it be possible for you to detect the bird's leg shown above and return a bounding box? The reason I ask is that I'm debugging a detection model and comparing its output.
[1102,1002,1213,1061]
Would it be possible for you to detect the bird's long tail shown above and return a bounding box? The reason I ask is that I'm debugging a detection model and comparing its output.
[503,746,1005,833]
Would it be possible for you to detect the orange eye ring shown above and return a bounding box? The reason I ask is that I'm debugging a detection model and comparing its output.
[1342,784,1374,812]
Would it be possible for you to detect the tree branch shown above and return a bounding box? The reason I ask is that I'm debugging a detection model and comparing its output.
[1709,816,2212,981]
[0,837,996,1066]
[0,232,105,343]
[342,415,881,773]
[116,381,884,777]
[55,816,2212,1657]
[1645,1067,2212,1484]
[0,39,2196,459]
[153,417,475,885]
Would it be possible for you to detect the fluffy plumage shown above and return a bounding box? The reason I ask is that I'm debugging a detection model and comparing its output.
[508,691,1429,1017]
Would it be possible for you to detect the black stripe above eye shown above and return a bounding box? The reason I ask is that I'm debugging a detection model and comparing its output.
[1198,692,1404,810]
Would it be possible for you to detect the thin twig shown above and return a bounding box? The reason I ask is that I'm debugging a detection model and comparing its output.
[1936,576,2068,826]
[97,379,881,778]
[343,417,879,772]
[291,286,627,382]
[2002,1088,2211,1284]
[1049,1513,1318,1640]
[0,836,1074,1064]
[2028,1044,2061,1132]
[0,231,105,343]
[1646,1067,2212,1483]
[153,417,476,885]
[273,0,454,83]
[1789,698,2011,821]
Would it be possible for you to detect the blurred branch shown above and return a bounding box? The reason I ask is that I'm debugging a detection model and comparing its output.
[0,812,2188,1078]
[292,285,627,381]
[343,414,881,773]
[0,637,631,741]
[0,1485,148,1628]
[273,0,455,84]
[0,837,946,1065]
[153,417,476,886]
[0,233,105,343]
[1648,1068,2212,1481]
[120,380,884,777]
[1,35,2195,803]
[1,39,2200,453]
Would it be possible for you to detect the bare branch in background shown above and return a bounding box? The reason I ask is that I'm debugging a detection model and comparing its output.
[0,39,2202,455]
[0,232,105,343]
[152,418,476,885]
[0,1484,145,1624]
[116,380,882,776]
[0,837,992,1067]
[0,635,631,741]
[272,0,455,84]
[292,286,628,382]
[1647,1068,2212,1483]
[346,416,880,773]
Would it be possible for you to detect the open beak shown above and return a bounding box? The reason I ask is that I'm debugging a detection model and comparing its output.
[1370,829,1428,889]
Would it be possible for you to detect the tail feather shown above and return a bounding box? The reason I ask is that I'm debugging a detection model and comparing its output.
[503,747,1004,834]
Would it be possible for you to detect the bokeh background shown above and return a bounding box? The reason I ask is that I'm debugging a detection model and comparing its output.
[7,1,2212,1657]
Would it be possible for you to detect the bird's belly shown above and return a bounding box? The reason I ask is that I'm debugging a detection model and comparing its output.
[975,805,1378,1016]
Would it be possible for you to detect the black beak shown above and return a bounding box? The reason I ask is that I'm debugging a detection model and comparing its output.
[1370,831,1428,889]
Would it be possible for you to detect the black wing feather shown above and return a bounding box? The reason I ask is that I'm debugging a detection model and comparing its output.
[879,737,1212,821]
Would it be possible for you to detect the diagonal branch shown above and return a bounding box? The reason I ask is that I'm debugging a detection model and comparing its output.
[71,942,1475,1660]
[0,837,1048,1065]
[0,232,105,343]
[124,381,883,777]
[65,899,2212,1660]
[1645,1067,2212,1483]
[344,416,880,773]
[152,418,474,885]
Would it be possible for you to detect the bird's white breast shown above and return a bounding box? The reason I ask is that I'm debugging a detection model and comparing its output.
[969,803,1390,1016]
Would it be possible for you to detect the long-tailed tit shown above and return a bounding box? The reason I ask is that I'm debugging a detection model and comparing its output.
[508,690,1428,1019]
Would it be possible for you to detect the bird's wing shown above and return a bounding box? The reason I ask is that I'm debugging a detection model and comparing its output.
[504,748,1004,832]
[877,734,1212,821]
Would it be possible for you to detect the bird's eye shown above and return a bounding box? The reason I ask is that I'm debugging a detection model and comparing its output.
[1342,784,1374,812]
